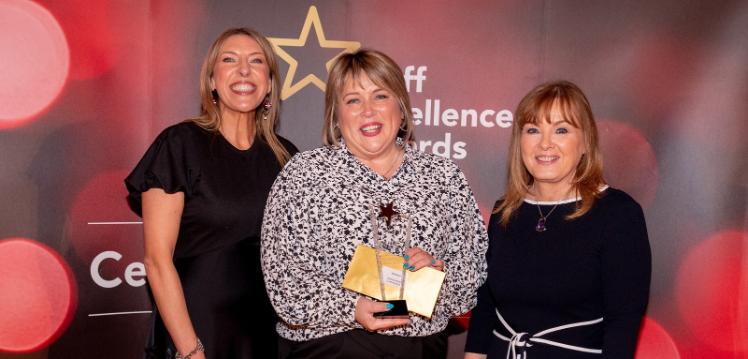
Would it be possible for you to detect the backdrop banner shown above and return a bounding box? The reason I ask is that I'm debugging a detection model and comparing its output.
[0,1,746,358]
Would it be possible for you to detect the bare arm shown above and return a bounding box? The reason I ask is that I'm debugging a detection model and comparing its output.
[464,352,487,359]
[142,188,205,359]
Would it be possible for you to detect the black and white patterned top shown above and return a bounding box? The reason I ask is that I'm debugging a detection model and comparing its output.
[261,140,489,341]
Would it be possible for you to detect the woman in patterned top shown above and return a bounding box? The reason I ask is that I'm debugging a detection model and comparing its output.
[261,49,488,358]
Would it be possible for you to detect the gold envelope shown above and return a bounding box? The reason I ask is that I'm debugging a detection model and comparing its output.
[342,245,446,318]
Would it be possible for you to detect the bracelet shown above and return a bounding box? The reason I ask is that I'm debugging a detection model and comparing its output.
[175,338,204,359]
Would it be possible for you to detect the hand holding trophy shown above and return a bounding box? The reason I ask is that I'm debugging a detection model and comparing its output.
[343,201,446,324]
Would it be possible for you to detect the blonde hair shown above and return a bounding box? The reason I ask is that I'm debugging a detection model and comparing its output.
[322,49,415,146]
[192,27,291,165]
[496,80,605,225]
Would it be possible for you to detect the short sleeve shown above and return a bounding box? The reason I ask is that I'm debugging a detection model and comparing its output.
[124,125,196,216]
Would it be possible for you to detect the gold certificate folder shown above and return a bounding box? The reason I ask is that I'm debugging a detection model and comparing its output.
[342,245,446,318]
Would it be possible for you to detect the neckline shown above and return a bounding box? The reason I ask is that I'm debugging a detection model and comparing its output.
[338,138,410,181]
[217,131,256,154]
[523,185,609,205]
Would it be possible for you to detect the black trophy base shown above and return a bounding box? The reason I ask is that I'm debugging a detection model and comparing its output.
[373,300,409,317]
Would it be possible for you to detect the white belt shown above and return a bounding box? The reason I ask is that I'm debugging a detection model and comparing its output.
[492,308,603,359]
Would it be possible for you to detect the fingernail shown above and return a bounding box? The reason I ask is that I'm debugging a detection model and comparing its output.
[431,259,437,265]
[386,303,394,310]
[409,264,415,270]
[404,255,410,260]
[403,263,409,269]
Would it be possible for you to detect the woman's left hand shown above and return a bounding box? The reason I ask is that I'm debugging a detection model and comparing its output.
[404,247,444,272]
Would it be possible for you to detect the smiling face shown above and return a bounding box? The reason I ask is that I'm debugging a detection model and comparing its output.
[520,102,587,193]
[210,34,270,120]
[336,73,403,162]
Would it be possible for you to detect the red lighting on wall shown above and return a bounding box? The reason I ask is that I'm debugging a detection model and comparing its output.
[69,169,142,264]
[635,317,680,359]
[675,229,748,353]
[597,120,659,208]
[0,238,77,353]
[0,0,69,128]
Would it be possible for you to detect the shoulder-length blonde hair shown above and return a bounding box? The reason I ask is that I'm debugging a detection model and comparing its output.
[191,27,291,166]
[322,49,415,146]
[496,80,605,225]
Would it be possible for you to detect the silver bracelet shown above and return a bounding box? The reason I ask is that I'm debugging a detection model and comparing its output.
[175,338,204,359]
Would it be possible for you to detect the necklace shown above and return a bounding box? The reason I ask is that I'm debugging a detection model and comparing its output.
[380,148,404,179]
[535,203,559,232]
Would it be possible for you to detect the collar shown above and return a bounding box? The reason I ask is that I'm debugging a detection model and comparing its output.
[523,185,609,205]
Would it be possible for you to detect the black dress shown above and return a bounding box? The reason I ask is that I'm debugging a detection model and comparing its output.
[465,188,651,359]
[125,121,297,359]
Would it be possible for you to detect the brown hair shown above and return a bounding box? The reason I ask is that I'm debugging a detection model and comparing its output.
[192,27,291,165]
[496,80,605,225]
[322,49,415,146]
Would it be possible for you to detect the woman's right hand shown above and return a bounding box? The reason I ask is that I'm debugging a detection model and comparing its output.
[354,297,410,331]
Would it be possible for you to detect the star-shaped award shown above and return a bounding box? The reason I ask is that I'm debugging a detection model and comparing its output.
[378,202,398,226]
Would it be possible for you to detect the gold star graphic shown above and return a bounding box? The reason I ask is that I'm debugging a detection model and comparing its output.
[269,6,361,100]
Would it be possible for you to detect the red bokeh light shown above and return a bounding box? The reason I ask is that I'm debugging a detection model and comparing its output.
[42,0,117,80]
[69,169,143,264]
[0,237,77,353]
[635,317,680,359]
[452,310,471,332]
[0,0,69,127]
[628,36,700,126]
[597,120,659,208]
[675,229,748,353]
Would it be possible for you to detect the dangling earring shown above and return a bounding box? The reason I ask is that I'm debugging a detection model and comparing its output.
[211,89,219,105]
[262,98,272,121]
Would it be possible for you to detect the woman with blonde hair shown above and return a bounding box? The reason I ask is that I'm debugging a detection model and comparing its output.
[125,27,297,359]
[465,80,651,359]
[262,49,488,358]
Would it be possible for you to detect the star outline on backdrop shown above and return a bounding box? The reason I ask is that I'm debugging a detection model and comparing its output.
[268,5,361,100]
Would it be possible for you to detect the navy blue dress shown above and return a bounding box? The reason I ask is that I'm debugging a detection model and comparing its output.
[465,188,651,359]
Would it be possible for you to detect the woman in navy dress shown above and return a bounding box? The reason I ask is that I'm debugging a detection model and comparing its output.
[465,81,651,359]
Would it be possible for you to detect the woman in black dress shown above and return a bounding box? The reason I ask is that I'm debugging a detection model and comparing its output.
[125,28,297,359]
[465,81,651,359]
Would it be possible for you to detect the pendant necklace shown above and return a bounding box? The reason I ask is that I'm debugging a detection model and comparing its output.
[535,203,559,232]
[377,149,404,225]
[381,148,404,180]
